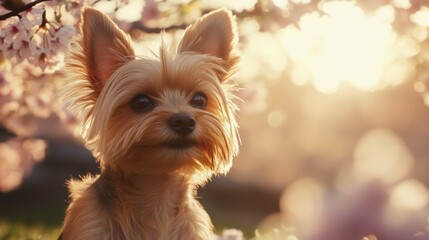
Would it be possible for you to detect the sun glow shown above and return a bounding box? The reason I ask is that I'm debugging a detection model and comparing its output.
[281,2,412,93]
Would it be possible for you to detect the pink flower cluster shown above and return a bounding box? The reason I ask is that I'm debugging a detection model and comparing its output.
[0,138,46,192]
[0,1,78,72]
[0,61,77,192]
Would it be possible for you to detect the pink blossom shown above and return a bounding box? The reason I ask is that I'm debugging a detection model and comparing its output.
[0,72,21,116]
[25,92,53,118]
[0,2,76,72]
[19,5,44,31]
[1,43,17,60]
[3,21,27,44]
[9,24,37,61]
[302,181,427,240]
[50,25,76,51]
[16,38,37,59]
[0,138,46,192]
[142,0,161,23]
[1,21,28,61]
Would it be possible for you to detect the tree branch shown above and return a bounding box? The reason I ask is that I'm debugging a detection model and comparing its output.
[0,0,52,21]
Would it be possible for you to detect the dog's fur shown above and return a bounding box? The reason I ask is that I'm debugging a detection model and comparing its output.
[60,7,239,240]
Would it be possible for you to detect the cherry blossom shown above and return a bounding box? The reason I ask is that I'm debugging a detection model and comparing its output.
[19,5,44,30]
[0,138,46,192]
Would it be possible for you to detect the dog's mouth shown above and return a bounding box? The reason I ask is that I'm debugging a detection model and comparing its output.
[163,139,197,150]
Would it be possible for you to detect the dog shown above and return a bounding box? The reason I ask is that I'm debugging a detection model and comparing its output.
[59,7,240,240]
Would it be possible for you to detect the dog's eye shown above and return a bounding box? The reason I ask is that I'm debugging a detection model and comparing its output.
[131,94,155,113]
[190,92,207,109]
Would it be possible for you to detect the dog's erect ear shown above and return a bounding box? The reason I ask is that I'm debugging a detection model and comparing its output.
[178,9,238,70]
[80,8,134,94]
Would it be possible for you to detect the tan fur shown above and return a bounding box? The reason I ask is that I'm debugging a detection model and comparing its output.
[60,7,239,240]
[62,172,213,239]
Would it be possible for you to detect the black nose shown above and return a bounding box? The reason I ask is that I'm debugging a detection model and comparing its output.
[167,114,196,136]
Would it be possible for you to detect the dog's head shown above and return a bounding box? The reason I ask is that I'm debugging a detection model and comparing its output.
[63,8,240,181]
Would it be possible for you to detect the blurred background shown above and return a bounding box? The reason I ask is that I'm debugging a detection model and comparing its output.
[1,0,429,239]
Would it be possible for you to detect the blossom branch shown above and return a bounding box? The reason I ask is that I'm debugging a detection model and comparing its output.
[0,0,52,21]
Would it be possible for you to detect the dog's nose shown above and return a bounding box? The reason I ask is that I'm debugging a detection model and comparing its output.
[167,114,196,136]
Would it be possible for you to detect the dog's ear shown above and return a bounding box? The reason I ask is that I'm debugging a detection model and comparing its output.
[79,8,135,95]
[178,9,238,71]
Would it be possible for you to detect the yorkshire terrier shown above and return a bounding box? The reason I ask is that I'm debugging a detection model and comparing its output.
[59,7,239,240]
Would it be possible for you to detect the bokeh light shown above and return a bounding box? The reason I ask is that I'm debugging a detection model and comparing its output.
[390,179,429,212]
[279,177,325,227]
[353,129,413,184]
[280,1,420,94]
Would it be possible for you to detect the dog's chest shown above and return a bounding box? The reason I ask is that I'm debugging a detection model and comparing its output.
[110,199,211,240]
[94,180,211,239]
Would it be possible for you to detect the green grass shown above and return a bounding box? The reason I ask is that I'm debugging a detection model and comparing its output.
[0,220,61,240]
[0,221,251,240]
[0,192,65,240]
[0,220,248,240]
[0,188,254,240]
[0,220,247,240]
[0,206,255,239]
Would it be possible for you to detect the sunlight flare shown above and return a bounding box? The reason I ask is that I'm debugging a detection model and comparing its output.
[281,2,411,93]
